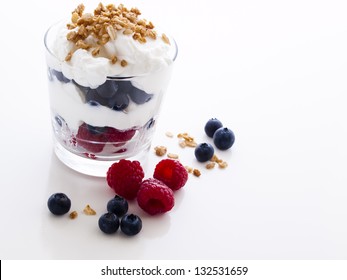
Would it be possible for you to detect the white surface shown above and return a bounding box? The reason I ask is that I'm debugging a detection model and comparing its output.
[1,0,347,259]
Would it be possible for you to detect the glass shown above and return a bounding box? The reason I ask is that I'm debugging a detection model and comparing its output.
[44,21,178,176]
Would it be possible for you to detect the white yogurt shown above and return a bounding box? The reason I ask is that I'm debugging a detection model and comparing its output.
[47,21,176,89]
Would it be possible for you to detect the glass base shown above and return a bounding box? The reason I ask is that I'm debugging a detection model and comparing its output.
[54,140,150,177]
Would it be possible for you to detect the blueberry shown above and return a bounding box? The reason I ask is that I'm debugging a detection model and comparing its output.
[96,80,119,98]
[85,89,110,107]
[47,68,53,81]
[54,115,63,127]
[87,100,100,106]
[47,193,71,215]
[120,214,142,236]
[86,124,106,135]
[213,127,235,150]
[51,69,70,83]
[111,92,129,111]
[85,87,129,110]
[117,80,133,94]
[73,81,90,95]
[128,87,153,104]
[85,89,101,104]
[98,212,120,234]
[204,118,223,138]
[107,195,129,217]
[117,81,153,104]
[194,143,215,162]
[145,118,155,129]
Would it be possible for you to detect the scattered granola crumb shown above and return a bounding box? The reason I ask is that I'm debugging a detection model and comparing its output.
[177,132,197,148]
[210,154,218,162]
[185,141,197,148]
[69,211,78,219]
[83,204,96,215]
[206,162,216,169]
[179,141,187,148]
[218,161,228,168]
[185,166,193,173]
[154,146,167,156]
[167,153,179,159]
[177,132,193,141]
[211,154,223,164]
[193,169,201,177]
[165,131,174,138]
[209,154,228,169]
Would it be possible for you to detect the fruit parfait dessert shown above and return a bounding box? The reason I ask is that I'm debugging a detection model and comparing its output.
[44,3,177,176]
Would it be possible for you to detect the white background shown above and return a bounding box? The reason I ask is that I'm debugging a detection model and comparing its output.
[0,0,347,260]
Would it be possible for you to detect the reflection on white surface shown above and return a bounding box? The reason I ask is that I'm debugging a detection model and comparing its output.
[41,153,173,259]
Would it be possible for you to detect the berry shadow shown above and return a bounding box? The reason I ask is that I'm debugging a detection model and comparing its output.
[124,199,172,239]
[137,213,172,239]
[41,152,127,259]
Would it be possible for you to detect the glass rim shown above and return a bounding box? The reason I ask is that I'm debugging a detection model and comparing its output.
[44,20,178,79]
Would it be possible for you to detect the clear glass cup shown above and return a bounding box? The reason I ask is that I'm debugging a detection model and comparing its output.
[44,21,178,176]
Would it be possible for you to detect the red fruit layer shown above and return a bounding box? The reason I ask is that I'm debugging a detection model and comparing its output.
[75,122,136,153]
[76,123,106,153]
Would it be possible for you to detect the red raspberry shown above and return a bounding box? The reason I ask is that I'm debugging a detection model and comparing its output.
[153,159,188,191]
[106,159,144,200]
[76,123,106,153]
[137,178,175,215]
[104,127,136,147]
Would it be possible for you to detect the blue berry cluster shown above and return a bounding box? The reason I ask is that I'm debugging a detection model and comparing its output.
[49,69,153,111]
[98,195,142,236]
[194,118,235,162]
[47,193,142,236]
[99,195,142,236]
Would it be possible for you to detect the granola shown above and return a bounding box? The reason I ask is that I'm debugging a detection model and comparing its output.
[69,211,78,219]
[154,146,167,156]
[65,3,169,64]
[83,204,97,215]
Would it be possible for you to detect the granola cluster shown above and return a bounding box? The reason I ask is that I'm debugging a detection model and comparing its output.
[65,3,170,64]
[83,204,97,215]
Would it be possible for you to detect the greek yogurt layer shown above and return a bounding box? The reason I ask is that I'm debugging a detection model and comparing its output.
[45,3,177,157]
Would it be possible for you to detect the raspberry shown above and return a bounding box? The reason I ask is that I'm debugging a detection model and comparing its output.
[76,122,106,153]
[153,159,188,191]
[106,160,144,200]
[137,178,175,215]
[105,127,136,147]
